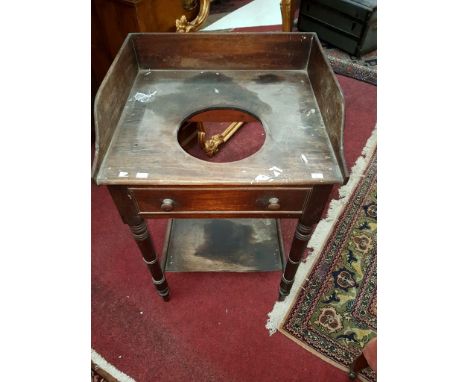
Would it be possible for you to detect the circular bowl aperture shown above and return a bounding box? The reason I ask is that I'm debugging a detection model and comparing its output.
[177,108,266,163]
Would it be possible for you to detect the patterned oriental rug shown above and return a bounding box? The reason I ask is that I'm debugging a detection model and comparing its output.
[267,130,377,382]
[322,42,377,85]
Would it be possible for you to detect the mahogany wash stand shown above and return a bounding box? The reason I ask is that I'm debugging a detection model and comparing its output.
[92,33,348,302]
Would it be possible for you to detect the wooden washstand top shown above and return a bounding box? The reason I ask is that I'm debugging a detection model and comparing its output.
[92,33,348,187]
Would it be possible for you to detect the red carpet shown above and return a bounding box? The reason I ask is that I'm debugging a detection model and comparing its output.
[92,74,376,381]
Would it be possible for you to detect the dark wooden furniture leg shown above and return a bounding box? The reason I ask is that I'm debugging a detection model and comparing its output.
[278,185,333,301]
[108,186,170,301]
[348,352,369,380]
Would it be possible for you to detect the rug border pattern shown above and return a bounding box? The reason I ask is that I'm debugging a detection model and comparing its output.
[266,129,377,382]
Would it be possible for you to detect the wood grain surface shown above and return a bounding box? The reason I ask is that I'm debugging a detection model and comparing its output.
[129,187,309,217]
[92,33,346,187]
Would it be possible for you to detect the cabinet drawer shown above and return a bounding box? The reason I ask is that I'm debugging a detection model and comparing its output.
[128,187,310,214]
[301,3,365,38]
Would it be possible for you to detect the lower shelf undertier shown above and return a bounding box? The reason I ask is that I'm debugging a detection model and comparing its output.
[162,218,284,272]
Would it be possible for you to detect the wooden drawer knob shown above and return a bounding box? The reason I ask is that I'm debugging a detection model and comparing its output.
[267,197,281,210]
[161,199,175,211]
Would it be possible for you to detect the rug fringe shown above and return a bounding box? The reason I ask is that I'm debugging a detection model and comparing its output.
[91,349,136,382]
[266,128,377,335]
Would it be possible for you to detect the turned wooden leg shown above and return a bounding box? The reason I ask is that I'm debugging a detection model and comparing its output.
[278,185,333,301]
[129,218,170,301]
[108,186,170,302]
[280,0,297,32]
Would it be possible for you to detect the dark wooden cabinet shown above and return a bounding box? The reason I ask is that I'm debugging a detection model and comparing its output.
[91,0,203,97]
[298,0,377,56]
